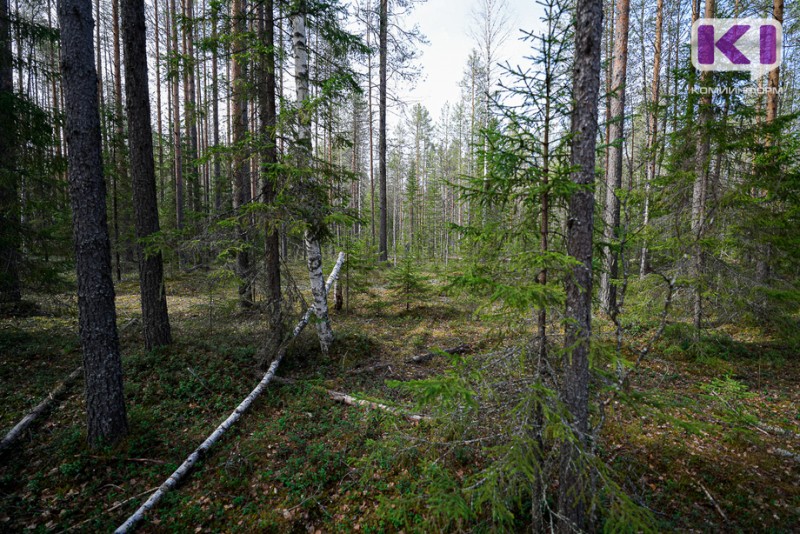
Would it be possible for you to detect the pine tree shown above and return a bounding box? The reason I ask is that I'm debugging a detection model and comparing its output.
[58,0,128,447]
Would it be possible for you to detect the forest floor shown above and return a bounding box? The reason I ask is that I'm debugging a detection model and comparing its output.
[0,261,798,532]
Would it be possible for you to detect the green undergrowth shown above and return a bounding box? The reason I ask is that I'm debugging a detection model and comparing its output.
[0,263,798,532]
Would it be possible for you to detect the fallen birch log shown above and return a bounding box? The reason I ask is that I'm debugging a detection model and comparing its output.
[0,365,83,454]
[115,252,345,534]
[272,376,428,423]
[347,344,472,375]
[0,319,140,456]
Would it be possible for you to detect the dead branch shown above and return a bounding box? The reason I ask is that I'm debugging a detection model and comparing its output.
[272,376,428,423]
[114,253,345,534]
[347,344,472,375]
[694,478,728,522]
[0,366,83,455]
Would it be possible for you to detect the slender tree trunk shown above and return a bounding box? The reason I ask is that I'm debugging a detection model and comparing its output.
[692,0,715,334]
[537,79,551,360]
[0,0,21,304]
[232,0,252,307]
[153,0,165,205]
[211,3,222,212]
[378,0,388,262]
[558,0,603,529]
[291,3,334,354]
[170,0,184,233]
[121,0,172,350]
[640,0,663,278]
[112,0,124,281]
[259,0,282,358]
[58,0,128,447]
[183,0,199,216]
[600,0,630,315]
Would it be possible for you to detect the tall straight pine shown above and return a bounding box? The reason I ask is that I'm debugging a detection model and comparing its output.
[58,0,128,447]
[121,0,172,349]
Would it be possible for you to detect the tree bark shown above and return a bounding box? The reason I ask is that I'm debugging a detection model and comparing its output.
[259,0,282,356]
[291,3,334,355]
[121,0,172,349]
[378,0,388,261]
[691,0,714,334]
[599,0,630,315]
[58,0,128,447]
[232,0,252,307]
[170,0,184,233]
[558,0,603,529]
[640,0,664,278]
[0,0,21,304]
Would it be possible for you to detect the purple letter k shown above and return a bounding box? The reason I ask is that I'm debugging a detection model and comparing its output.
[698,24,751,65]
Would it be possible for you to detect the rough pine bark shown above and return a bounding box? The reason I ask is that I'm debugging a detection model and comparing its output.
[599,0,630,315]
[558,0,603,529]
[232,0,252,307]
[259,0,282,358]
[58,0,128,447]
[0,0,21,304]
[378,0,388,262]
[291,3,334,354]
[121,0,172,349]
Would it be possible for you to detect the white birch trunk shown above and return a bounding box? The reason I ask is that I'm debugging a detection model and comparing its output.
[291,7,334,355]
[115,253,345,534]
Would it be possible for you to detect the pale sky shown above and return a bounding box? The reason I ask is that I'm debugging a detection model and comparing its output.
[398,0,547,122]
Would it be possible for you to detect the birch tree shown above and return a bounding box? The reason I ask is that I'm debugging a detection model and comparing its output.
[291,1,334,354]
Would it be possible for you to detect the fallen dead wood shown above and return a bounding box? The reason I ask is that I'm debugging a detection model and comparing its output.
[0,365,83,455]
[347,344,472,375]
[694,478,728,522]
[272,376,428,423]
[0,317,143,456]
[115,252,345,534]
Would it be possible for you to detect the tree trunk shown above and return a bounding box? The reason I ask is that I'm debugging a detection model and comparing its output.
[640,0,663,278]
[111,0,124,281]
[0,0,21,304]
[600,0,630,316]
[211,3,222,212]
[232,0,252,307]
[291,3,334,355]
[378,0,388,262]
[182,0,199,216]
[692,0,714,334]
[558,0,603,529]
[259,0,282,356]
[170,0,184,233]
[153,0,165,205]
[121,0,172,350]
[58,0,128,447]
[758,0,783,284]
